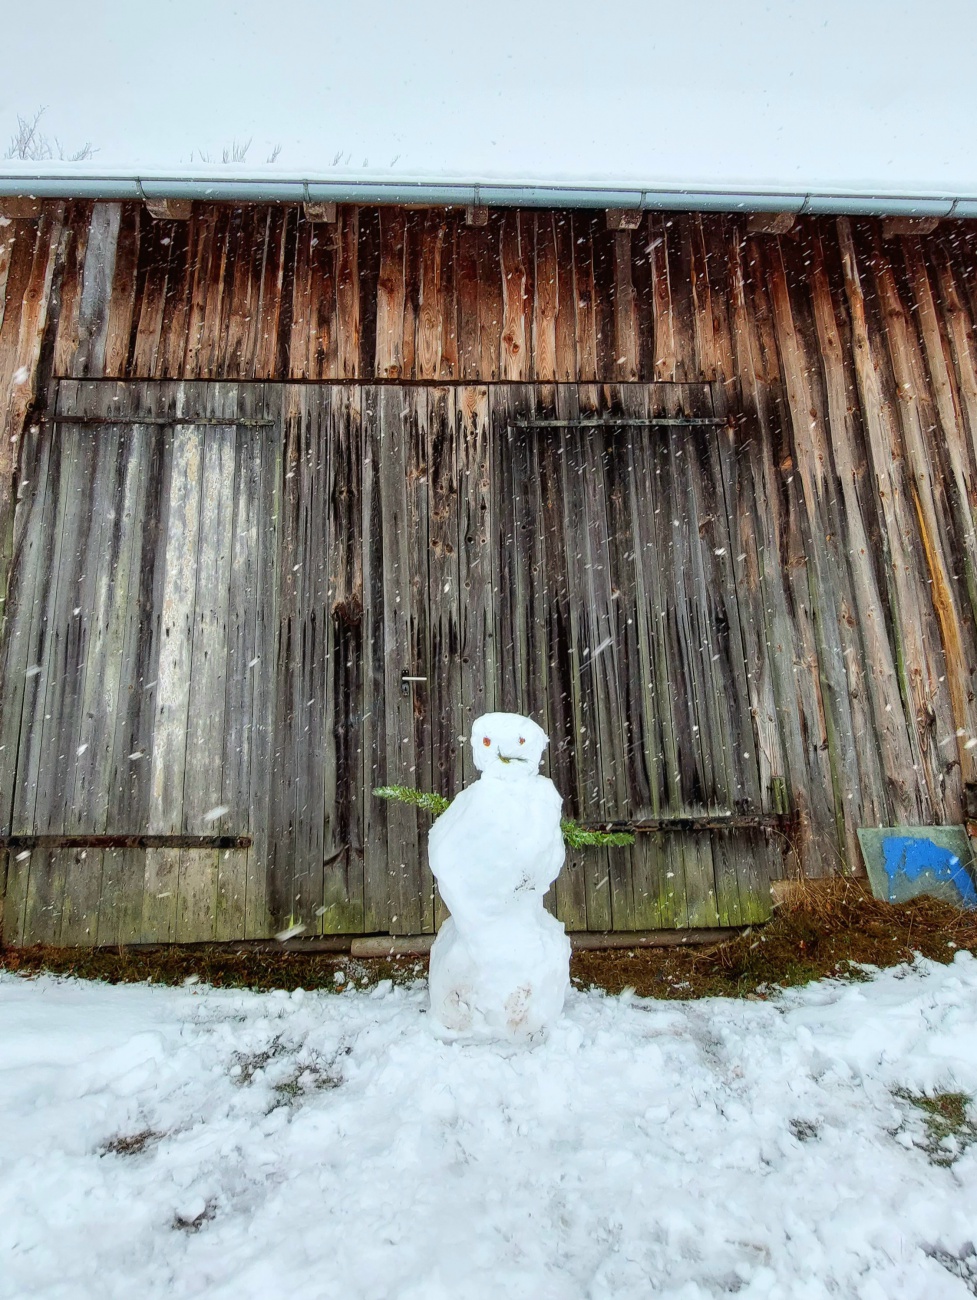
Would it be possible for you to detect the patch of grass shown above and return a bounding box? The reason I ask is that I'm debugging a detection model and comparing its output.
[788,1118,821,1142]
[896,1089,977,1167]
[2,877,976,1000]
[0,944,421,994]
[925,1244,977,1296]
[571,877,977,999]
[100,1128,164,1157]
[230,1036,288,1085]
[271,1060,343,1106]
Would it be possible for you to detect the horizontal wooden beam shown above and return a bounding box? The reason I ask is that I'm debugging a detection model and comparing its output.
[583,813,795,833]
[145,197,193,221]
[348,927,746,957]
[303,201,337,223]
[881,215,941,239]
[512,418,727,428]
[746,211,796,235]
[606,208,643,231]
[1,833,252,850]
[44,415,275,427]
[0,196,42,220]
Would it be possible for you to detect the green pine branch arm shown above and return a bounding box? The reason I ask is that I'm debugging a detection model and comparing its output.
[372,785,634,846]
[373,785,450,816]
[561,818,635,848]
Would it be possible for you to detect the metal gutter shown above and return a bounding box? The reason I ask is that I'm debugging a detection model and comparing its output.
[0,171,975,217]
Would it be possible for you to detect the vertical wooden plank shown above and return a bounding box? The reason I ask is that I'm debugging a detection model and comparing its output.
[52,208,90,377]
[375,209,407,378]
[440,213,459,380]
[71,203,122,378]
[101,203,141,377]
[175,411,238,941]
[533,213,559,382]
[221,209,256,380]
[321,384,365,934]
[553,213,578,382]
[266,385,307,932]
[361,386,427,933]
[649,214,676,382]
[287,213,314,381]
[476,213,503,382]
[688,215,718,382]
[60,419,135,943]
[456,385,496,743]
[20,421,95,943]
[244,386,283,937]
[549,385,604,929]
[356,207,380,380]
[612,230,639,381]
[416,212,445,381]
[765,239,867,870]
[571,213,598,386]
[808,232,918,826]
[0,206,66,614]
[933,236,977,478]
[837,219,953,819]
[181,211,216,379]
[0,420,57,943]
[455,224,480,381]
[143,415,202,941]
[215,401,260,939]
[336,206,361,379]
[902,236,977,629]
[156,220,194,379]
[873,236,977,793]
[201,210,233,380]
[97,407,160,945]
[253,209,289,379]
[401,212,420,380]
[499,212,529,381]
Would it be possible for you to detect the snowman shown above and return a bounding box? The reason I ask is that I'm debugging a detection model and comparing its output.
[427,711,571,1040]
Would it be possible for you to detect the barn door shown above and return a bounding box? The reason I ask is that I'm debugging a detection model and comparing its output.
[355,385,495,935]
[263,384,495,939]
[494,383,784,928]
[0,381,281,945]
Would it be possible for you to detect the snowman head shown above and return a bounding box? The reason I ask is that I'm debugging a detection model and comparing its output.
[471,712,549,782]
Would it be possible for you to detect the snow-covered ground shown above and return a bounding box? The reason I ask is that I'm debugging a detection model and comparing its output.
[2,958,977,1299]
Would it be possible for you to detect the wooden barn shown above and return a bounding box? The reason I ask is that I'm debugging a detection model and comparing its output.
[1,176,977,948]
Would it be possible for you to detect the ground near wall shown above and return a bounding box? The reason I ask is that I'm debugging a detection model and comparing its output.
[2,879,975,998]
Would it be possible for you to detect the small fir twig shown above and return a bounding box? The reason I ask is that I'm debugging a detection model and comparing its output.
[373,785,634,847]
[373,785,450,816]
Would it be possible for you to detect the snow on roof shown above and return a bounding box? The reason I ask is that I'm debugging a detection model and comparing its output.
[1,0,974,202]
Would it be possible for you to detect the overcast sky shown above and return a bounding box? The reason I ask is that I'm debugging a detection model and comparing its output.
[1,0,973,192]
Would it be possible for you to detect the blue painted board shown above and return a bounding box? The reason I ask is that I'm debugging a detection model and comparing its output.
[857,826,977,910]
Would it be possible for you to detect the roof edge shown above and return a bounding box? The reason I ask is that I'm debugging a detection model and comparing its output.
[0,172,974,218]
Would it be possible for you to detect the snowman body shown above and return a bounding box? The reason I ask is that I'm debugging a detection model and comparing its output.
[428,712,571,1040]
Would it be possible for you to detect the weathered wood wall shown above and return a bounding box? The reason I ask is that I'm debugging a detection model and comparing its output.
[1,201,977,939]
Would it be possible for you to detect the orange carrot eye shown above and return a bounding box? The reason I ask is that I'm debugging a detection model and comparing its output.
[519,737,525,745]
[483,737,491,747]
